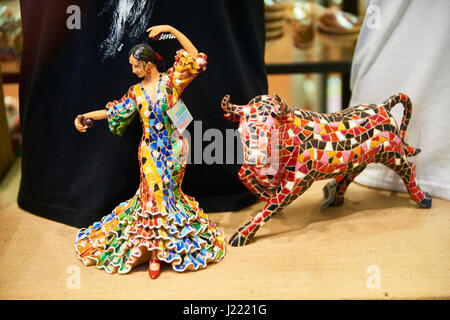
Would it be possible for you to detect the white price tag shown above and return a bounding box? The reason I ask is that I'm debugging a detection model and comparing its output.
[166,99,193,134]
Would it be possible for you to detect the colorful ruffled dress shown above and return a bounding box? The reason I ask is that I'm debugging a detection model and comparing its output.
[75,50,226,274]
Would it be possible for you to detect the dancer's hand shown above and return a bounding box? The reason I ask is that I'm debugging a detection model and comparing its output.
[147,25,174,39]
[74,115,88,133]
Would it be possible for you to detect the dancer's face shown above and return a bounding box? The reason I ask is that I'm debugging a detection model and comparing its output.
[129,55,151,78]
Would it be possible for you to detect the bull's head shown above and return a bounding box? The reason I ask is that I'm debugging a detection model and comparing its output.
[221,94,292,167]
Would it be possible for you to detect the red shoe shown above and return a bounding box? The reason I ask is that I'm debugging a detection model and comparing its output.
[148,259,161,279]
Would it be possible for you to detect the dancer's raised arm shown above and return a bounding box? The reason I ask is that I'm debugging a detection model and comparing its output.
[147,25,198,59]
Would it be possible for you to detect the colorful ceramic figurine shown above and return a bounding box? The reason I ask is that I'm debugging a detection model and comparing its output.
[74,25,225,279]
[222,93,432,246]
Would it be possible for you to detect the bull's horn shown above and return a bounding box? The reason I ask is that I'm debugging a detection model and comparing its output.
[221,94,231,112]
[274,93,283,103]
[221,94,245,113]
[272,93,292,117]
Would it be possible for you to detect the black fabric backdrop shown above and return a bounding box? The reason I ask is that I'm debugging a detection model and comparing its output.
[18,0,267,228]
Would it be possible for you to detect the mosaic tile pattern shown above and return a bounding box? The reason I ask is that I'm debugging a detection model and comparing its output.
[222,93,432,247]
[75,50,225,274]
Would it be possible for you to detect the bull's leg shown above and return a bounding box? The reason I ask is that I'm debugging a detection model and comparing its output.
[229,176,314,246]
[321,164,367,210]
[238,164,274,202]
[382,152,432,208]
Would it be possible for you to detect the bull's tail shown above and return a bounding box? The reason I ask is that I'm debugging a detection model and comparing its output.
[383,93,420,157]
[383,93,412,139]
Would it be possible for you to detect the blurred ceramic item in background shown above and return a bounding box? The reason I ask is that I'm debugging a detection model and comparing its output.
[317,28,359,49]
[287,1,362,50]
[291,2,316,49]
[265,0,287,40]
[0,3,22,61]
[317,5,361,34]
[4,96,21,156]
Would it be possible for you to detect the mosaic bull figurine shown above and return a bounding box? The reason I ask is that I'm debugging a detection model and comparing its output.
[222,93,432,247]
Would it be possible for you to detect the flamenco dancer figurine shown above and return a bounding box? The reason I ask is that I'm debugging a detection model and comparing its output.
[74,25,225,279]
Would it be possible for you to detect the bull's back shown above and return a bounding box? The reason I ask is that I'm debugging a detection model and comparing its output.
[276,103,403,178]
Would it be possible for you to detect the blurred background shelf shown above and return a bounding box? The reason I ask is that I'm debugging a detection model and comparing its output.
[264,0,361,113]
[1,60,20,83]
[265,25,357,112]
